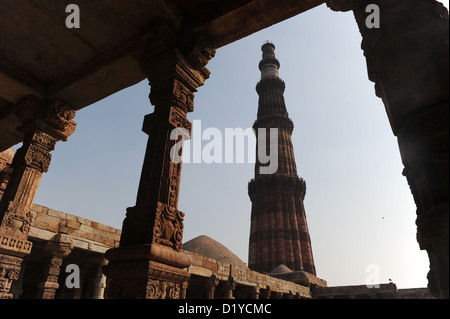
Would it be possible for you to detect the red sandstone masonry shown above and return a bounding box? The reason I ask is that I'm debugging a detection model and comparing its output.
[30,204,121,249]
[29,204,322,298]
[184,250,312,298]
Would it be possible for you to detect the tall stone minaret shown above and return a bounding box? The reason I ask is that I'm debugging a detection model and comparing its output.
[248,42,316,275]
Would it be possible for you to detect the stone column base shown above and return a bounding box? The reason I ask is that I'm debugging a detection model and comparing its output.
[103,244,191,299]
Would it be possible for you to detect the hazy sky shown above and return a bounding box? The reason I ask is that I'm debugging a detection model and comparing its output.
[29,3,448,289]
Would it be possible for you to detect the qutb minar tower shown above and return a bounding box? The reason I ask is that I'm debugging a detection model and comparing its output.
[248,42,316,275]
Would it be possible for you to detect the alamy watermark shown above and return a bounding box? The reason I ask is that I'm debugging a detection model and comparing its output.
[65,4,80,29]
[170,120,279,175]
[65,264,80,289]
[365,4,381,29]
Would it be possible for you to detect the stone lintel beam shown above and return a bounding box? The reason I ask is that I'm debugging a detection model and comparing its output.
[0,95,76,298]
[326,0,449,299]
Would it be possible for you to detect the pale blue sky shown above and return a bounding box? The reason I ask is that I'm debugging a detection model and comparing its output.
[29,3,448,289]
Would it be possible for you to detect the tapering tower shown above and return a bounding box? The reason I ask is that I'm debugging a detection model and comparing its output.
[248,42,316,275]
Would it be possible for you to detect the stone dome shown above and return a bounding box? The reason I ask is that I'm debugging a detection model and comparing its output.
[183,235,247,268]
[270,264,293,275]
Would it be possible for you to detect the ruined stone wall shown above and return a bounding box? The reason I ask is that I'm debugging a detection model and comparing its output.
[29,204,120,253]
[25,203,432,299]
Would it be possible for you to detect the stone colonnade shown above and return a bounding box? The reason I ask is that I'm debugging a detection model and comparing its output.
[0,198,115,299]
[185,275,306,299]
[0,1,448,299]
[16,240,106,299]
[326,0,449,299]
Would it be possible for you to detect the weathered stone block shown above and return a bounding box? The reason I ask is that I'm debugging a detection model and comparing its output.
[103,238,115,247]
[76,216,91,226]
[31,203,43,213]
[91,221,110,232]
[33,214,61,232]
[66,220,81,230]
[48,209,67,220]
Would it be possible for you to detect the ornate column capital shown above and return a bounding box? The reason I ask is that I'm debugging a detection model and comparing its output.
[183,34,216,71]
[10,96,77,174]
[15,95,77,141]
[40,240,74,259]
[204,275,219,299]
[140,48,212,117]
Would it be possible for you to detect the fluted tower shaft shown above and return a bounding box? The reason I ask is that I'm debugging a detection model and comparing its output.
[248,42,316,275]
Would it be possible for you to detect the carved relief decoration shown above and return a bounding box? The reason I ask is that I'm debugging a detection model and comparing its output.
[15,96,77,140]
[1,201,32,236]
[147,279,180,299]
[0,254,22,298]
[185,35,216,70]
[31,130,57,150]
[172,79,195,114]
[150,78,195,114]
[42,101,77,139]
[23,144,52,173]
[169,106,192,133]
[0,235,32,255]
[105,278,181,299]
[153,202,185,251]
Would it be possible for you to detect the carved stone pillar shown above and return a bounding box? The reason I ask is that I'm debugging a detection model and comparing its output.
[249,286,260,299]
[92,258,107,299]
[0,96,77,299]
[103,42,214,299]
[205,275,219,299]
[9,256,26,299]
[35,240,73,299]
[326,0,449,298]
[216,277,236,299]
